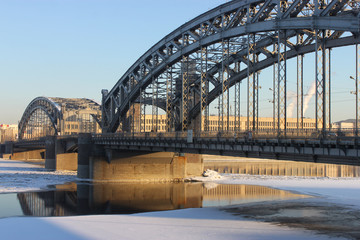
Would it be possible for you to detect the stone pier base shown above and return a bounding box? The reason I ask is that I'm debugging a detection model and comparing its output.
[56,153,78,171]
[10,149,45,161]
[76,134,204,181]
[89,151,193,181]
[44,136,78,171]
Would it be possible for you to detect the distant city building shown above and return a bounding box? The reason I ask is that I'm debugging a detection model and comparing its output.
[122,104,320,133]
[130,114,318,133]
[60,99,102,136]
[0,124,18,143]
[332,122,354,130]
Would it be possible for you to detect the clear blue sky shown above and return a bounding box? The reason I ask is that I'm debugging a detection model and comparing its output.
[0,0,357,124]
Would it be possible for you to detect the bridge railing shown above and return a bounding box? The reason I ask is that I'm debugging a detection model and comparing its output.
[93,128,358,141]
[16,128,360,144]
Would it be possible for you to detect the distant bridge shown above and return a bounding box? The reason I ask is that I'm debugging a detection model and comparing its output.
[18,97,101,140]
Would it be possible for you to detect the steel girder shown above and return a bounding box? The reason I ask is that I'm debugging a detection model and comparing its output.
[102,0,360,133]
[189,35,360,121]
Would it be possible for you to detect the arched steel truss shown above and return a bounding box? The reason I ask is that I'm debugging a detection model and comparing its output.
[19,97,101,139]
[18,97,61,140]
[102,0,360,134]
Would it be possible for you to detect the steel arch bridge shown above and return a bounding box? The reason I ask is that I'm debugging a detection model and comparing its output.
[18,97,101,140]
[101,0,360,136]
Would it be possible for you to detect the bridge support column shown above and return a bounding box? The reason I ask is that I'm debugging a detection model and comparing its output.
[88,150,203,182]
[0,142,13,159]
[78,133,93,179]
[45,136,56,170]
[5,142,14,155]
[10,149,45,161]
[184,153,203,177]
[0,144,4,158]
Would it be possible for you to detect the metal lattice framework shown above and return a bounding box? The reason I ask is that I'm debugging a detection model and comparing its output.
[18,97,101,139]
[101,0,360,134]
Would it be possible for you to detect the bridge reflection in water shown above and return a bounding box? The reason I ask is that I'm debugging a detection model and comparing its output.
[204,158,360,178]
[16,182,308,217]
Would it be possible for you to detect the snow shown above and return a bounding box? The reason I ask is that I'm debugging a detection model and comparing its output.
[0,159,76,193]
[0,208,343,240]
[198,174,360,209]
[0,158,359,240]
[202,169,223,179]
[193,167,360,209]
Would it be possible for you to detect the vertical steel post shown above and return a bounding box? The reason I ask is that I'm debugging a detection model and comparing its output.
[297,34,304,131]
[218,87,221,132]
[222,39,230,132]
[356,44,360,136]
[234,62,241,131]
[182,35,190,132]
[166,65,173,132]
[273,42,278,132]
[277,30,287,136]
[155,78,159,132]
[247,33,257,131]
[151,77,156,132]
[200,45,209,132]
[256,55,259,131]
[139,87,144,132]
[315,29,326,132]
[131,76,136,133]
[326,48,331,130]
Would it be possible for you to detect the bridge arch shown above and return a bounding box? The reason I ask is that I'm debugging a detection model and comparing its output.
[18,97,61,140]
[19,97,101,139]
[102,0,360,133]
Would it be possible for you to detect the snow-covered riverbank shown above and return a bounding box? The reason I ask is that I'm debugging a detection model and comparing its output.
[0,158,359,240]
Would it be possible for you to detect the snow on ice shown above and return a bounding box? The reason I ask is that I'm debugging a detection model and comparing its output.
[0,159,76,193]
[0,158,359,240]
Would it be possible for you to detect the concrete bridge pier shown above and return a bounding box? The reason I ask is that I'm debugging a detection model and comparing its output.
[77,135,203,181]
[0,144,4,158]
[45,136,78,171]
[2,141,45,161]
[5,142,14,155]
[78,133,93,179]
[0,142,13,159]
[89,151,188,181]
[45,136,56,170]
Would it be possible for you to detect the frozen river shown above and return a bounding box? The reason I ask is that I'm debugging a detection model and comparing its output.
[0,158,359,240]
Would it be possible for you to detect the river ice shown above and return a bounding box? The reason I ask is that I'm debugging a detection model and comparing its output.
[0,158,359,240]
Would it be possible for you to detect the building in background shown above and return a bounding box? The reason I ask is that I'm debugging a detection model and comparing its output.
[135,115,318,133]
[332,121,355,130]
[0,124,18,143]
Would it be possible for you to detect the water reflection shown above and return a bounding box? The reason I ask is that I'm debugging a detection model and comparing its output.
[205,159,360,177]
[14,182,309,217]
